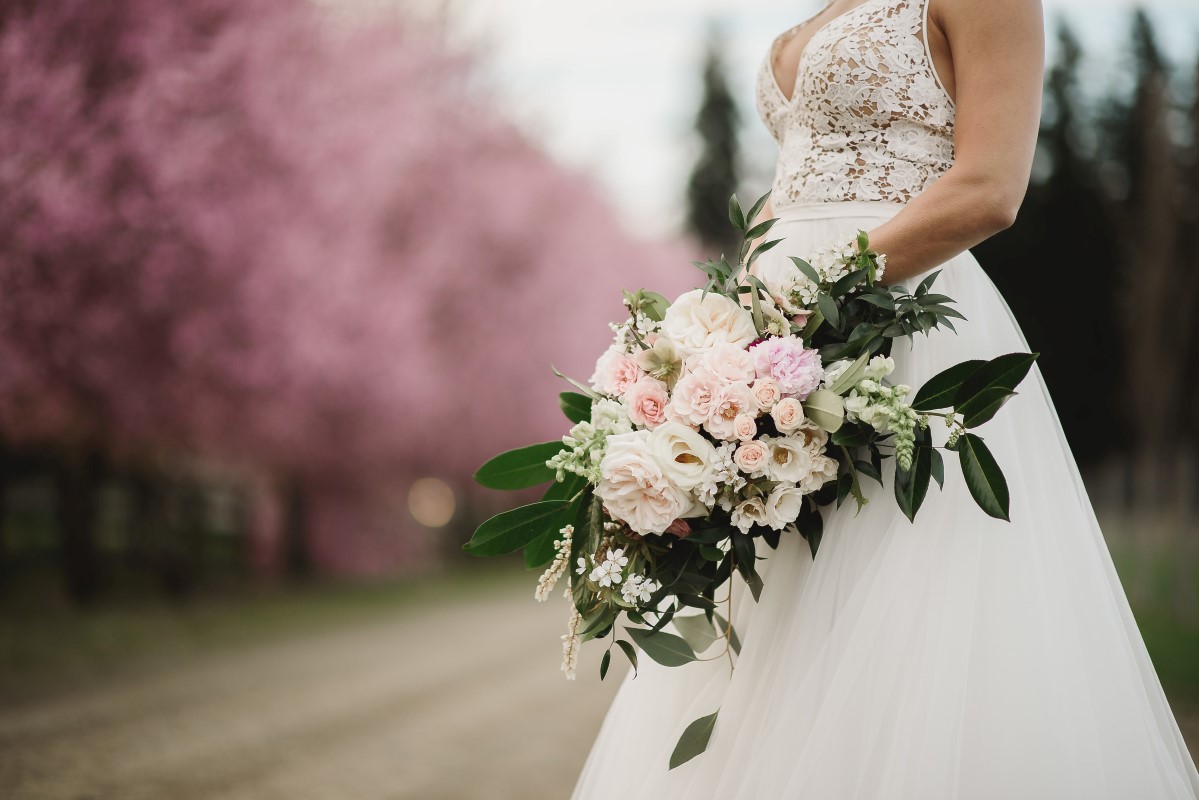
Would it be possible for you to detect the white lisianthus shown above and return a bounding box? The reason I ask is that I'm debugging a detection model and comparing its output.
[764,485,805,530]
[646,421,718,491]
[596,431,692,535]
[731,496,769,534]
[661,289,758,357]
[766,436,815,483]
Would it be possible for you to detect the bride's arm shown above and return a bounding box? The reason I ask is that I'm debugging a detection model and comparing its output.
[865,0,1044,286]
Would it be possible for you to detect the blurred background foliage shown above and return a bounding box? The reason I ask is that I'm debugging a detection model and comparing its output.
[0,1,1195,779]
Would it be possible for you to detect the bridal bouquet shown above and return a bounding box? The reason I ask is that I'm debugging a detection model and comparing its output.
[464,191,1036,768]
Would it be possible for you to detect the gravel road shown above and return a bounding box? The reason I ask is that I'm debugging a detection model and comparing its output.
[0,578,1194,799]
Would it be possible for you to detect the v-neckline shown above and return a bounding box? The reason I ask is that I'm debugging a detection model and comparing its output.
[766,0,882,105]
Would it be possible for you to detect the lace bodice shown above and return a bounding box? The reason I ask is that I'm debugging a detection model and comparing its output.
[755,0,955,209]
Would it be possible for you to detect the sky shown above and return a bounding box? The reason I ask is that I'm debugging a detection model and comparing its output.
[400,0,1199,237]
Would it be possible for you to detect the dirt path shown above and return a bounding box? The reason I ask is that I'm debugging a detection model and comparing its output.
[0,581,625,800]
[0,579,1195,799]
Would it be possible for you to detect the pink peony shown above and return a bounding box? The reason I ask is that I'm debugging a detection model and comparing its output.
[750,336,824,399]
[624,376,670,429]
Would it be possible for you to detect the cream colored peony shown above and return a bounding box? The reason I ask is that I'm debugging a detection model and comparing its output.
[596,431,693,535]
[661,289,758,357]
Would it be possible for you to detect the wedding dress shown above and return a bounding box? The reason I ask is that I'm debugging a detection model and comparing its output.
[570,0,1199,797]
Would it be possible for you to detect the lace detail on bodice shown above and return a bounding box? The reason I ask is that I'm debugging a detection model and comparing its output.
[755,0,955,209]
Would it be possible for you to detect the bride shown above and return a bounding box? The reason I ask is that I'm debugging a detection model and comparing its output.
[570,0,1199,797]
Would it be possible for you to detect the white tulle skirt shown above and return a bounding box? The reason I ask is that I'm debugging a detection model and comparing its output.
[570,201,1199,799]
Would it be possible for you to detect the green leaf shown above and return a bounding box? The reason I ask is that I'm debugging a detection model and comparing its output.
[559,392,592,424]
[953,352,1038,408]
[640,290,671,322]
[893,445,933,522]
[958,387,1018,428]
[929,446,945,489]
[799,306,825,339]
[746,189,772,227]
[816,292,841,330]
[789,256,822,285]
[915,269,942,297]
[748,237,784,266]
[473,441,563,490]
[910,360,985,411]
[826,351,871,395]
[625,626,698,667]
[551,365,601,399]
[615,638,639,677]
[524,476,588,568]
[462,500,569,556]
[831,267,869,297]
[743,218,775,242]
[856,291,896,311]
[672,613,720,653]
[956,433,1010,521]
[729,194,746,232]
[670,710,719,770]
[600,649,612,680]
[711,611,742,655]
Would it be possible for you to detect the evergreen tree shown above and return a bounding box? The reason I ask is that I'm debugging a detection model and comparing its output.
[975,20,1122,466]
[685,23,741,258]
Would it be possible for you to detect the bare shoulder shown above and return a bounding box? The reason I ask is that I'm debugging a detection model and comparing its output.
[931,0,1044,45]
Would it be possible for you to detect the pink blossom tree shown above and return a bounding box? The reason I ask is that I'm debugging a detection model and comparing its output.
[0,0,699,598]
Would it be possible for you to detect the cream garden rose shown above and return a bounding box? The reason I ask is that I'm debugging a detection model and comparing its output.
[661,289,758,357]
[597,431,693,535]
[624,376,670,429]
[771,397,806,433]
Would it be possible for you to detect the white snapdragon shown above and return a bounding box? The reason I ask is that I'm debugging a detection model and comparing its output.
[843,377,919,470]
[534,525,574,602]
[547,399,634,484]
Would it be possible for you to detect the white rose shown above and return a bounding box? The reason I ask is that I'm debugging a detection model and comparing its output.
[661,289,758,357]
[597,431,692,535]
[646,421,718,491]
[764,484,805,530]
[700,342,756,384]
[801,454,840,493]
[731,496,769,534]
[766,436,814,483]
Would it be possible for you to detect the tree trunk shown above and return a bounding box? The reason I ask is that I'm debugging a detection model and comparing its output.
[54,448,102,605]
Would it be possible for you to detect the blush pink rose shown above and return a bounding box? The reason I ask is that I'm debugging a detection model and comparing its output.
[591,346,644,397]
[706,382,756,441]
[733,413,757,442]
[624,376,670,428]
[771,397,806,433]
[668,368,721,428]
[734,439,770,476]
[750,377,781,411]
